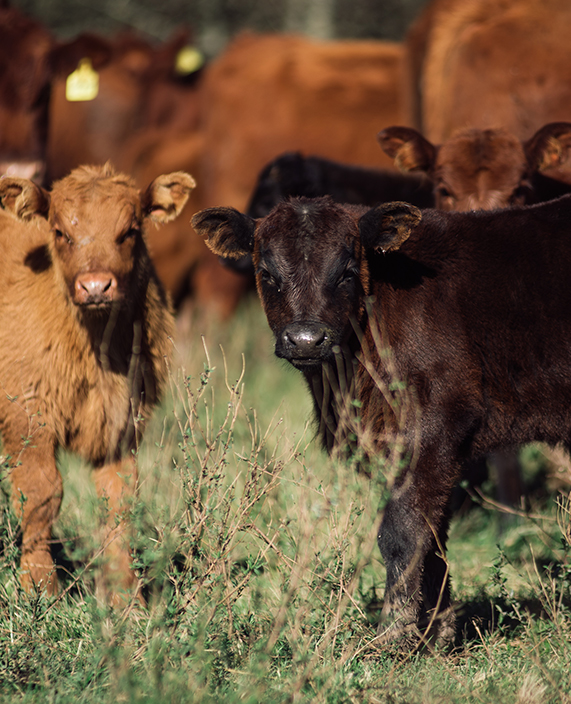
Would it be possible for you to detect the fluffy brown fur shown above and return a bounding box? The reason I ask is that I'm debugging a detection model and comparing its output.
[0,163,195,598]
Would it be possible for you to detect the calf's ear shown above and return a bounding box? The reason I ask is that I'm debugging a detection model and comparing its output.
[377,126,437,174]
[524,122,571,171]
[191,207,255,259]
[0,178,50,221]
[143,171,196,224]
[359,202,422,254]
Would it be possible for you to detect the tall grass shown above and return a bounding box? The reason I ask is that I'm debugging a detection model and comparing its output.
[0,298,570,703]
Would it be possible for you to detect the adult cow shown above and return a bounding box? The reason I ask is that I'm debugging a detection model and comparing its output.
[193,193,571,646]
[0,163,194,598]
[47,29,204,183]
[405,0,571,143]
[378,122,571,211]
[0,6,113,184]
[198,33,407,213]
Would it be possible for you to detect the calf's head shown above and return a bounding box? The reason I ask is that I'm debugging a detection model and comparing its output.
[378,122,571,211]
[0,163,195,311]
[193,197,421,369]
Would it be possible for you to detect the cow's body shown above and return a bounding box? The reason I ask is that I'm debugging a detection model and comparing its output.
[47,30,203,183]
[406,0,571,143]
[198,33,407,212]
[193,194,571,645]
[0,164,194,597]
[247,152,434,219]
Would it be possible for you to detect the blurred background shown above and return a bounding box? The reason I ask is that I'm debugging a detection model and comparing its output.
[11,0,429,56]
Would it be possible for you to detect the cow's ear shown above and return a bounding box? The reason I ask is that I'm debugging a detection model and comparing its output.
[359,202,422,254]
[377,126,437,174]
[191,207,256,259]
[49,33,113,76]
[525,122,571,171]
[143,171,196,224]
[0,178,50,221]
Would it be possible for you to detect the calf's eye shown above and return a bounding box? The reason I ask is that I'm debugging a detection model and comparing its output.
[117,228,138,245]
[261,270,281,292]
[55,229,72,245]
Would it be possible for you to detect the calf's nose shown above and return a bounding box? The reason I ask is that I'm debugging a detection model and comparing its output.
[74,272,118,306]
[280,321,330,358]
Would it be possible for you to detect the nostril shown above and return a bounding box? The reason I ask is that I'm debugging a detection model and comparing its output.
[74,273,118,304]
[314,330,326,347]
[283,325,328,351]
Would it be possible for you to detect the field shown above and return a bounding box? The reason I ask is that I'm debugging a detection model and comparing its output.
[1,297,570,703]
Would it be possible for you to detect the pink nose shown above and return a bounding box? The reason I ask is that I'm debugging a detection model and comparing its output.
[74,272,118,306]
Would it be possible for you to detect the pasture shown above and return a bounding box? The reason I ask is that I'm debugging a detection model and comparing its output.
[0,298,570,703]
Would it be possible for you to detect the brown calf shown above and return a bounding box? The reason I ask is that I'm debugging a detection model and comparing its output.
[194,193,571,646]
[0,164,194,598]
[378,122,571,211]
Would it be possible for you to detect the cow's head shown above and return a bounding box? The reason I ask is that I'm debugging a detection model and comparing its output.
[0,163,195,312]
[378,123,571,211]
[193,197,421,369]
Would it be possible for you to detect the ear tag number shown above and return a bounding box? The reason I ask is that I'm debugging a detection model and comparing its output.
[175,46,204,75]
[66,58,99,102]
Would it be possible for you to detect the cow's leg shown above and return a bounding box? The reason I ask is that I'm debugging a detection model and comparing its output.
[6,428,62,595]
[92,456,141,603]
[377,447,459,647]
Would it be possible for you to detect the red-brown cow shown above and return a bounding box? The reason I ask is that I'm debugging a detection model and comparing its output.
[117,129,250,323]
[0,163,194,598]
[378,123,571,211]
[197,33,407,213]
[405,0,571,143]
[193,193,571,646]
[47,29,204,183]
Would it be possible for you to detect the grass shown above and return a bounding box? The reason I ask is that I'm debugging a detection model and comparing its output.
[1,297,571,703]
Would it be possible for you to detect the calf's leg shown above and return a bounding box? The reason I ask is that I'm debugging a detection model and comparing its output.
[6,429,62,595]
[377,449,458,647]
[92,456,141,603]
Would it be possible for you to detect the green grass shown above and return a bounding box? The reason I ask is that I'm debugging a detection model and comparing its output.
[1,297,571,703]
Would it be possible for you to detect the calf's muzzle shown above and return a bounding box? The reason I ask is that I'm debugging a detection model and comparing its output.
[277,321,333,366]
[74,271,118,307]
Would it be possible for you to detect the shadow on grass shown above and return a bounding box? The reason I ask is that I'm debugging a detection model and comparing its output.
[455,592,548,646]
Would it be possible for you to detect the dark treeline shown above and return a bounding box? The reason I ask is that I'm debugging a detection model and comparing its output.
[11,0,428,56]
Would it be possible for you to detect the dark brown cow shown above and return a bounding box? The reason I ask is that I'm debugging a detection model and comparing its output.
[0,163,194,598]
[193,193,571,646]
[405,0,571,143]
[198,33,407,213]
[378,123,571,211]
[0,6,113,184]
[0,6,55,182]
[379,122,571,507]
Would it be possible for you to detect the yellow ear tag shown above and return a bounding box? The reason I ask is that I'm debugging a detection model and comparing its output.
[175,46,204,75]
[65,58,99,102]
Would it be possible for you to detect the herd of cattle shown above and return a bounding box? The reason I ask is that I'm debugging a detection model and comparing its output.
[2,0,571,648]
